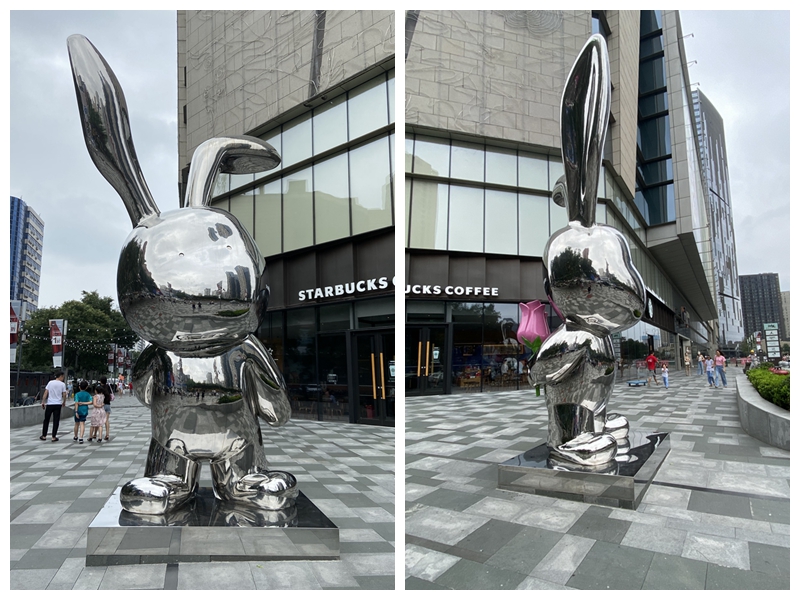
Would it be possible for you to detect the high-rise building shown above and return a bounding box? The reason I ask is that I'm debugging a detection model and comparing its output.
[781,291,790,341]
[10,195,44,317]
[739,273,784,340]
[692,88,744,346]
[178,11,396,425]
[405,10,717,395]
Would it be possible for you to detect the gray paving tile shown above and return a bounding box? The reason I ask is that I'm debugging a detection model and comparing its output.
[453,518,522,562]
[177,562,255,590]
[748,542,790,577]
[250,561,322,590]
[405,505,489,546]
[566,505,631,544]
[485,525,563,575]
[620,521,687,556]
[750,497,790,524]
[13,548,74,570]
[681,532,750,570]
[530,534,595,585]
[687,489,753,519]
[705,563,789,589]
[406,544,460,582]
[435,558,527,590]
[10,568,58,590]
[568,540,653,589]
[642,553,708,590]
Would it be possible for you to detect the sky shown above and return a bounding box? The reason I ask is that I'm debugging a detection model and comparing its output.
[680,10,791,292]
[6,9,793,314]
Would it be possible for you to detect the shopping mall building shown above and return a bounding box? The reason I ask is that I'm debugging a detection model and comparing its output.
[178,10,396,424]
[405,10,718,395]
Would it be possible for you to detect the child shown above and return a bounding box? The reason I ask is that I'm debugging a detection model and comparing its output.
[661,362,669,389]
[88,384,107,442]
[72,380,93,444]
[706,355,716,388]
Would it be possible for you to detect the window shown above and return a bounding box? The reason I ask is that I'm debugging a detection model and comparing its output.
[210,70,394,255]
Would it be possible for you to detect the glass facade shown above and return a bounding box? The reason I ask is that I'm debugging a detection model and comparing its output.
[207,70,396,425]
[211,70,395,256]
[406,135,570,256]
[636,10,676,226]
[260,298,394,424]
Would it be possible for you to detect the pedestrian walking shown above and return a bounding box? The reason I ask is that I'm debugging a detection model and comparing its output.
[40,371,68,441]
[715,350,728,388]
[88,384,108,442]
[697,352,704,375]
[661,362,669,388]
[645,351,659,386]
[705,355,716,387]
[72,380,93,443]
[99,376,113,441]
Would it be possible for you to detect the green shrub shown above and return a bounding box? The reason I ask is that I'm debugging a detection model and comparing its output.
[746,367,790,410]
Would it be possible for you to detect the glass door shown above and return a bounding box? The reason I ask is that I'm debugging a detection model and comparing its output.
[353,330,394,426]
[405,326,448,396]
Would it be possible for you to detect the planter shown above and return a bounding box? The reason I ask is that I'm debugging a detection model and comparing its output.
[11,403,75,429]
[735,374,789,450]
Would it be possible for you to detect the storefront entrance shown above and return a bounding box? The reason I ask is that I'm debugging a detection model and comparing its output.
[353,330,395,426]
[405,325,448,396]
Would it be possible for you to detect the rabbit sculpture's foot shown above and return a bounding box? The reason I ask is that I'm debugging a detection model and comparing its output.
[230,470,299,510]
[120,475,195,515]
[550,431,617,466]
[604,413,629,441]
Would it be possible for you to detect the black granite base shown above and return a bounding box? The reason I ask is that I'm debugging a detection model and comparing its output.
[86,488,339,566]
[498,431,670,509]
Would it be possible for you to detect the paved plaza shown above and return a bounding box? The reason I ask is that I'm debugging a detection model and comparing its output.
[406,371,790,590]
[10,394,395,590]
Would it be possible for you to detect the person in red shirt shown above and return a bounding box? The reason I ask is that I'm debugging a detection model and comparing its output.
[645,352,659,386]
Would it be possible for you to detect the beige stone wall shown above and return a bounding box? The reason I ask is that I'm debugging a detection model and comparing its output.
[178,10,394,169]
[606,10,640,197]
[406,10,590,150]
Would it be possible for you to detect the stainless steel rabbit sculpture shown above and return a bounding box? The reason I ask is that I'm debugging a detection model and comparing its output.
[530,35,647,468]
[67,35,298,514]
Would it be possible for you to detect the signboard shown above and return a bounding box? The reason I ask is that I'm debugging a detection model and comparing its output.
[49,319,67,368]
[10,301,22,363]
[763,322,780,358]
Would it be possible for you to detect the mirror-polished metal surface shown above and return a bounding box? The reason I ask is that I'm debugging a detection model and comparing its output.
[529,35,645,467]
[68,34,297,515]
[183,136,281,209]
[67,35,160,228]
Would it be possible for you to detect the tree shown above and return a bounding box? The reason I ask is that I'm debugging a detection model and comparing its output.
[781,343,790,355]
[16,291,138,377]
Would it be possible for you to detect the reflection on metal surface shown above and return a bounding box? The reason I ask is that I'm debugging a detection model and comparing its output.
[68,34,296,515]
[529,35,646,467]
[498,432,670,509]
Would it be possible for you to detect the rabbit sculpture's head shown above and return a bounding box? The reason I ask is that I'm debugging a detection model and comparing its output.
[67,35,280,353]
[544,35,646,337]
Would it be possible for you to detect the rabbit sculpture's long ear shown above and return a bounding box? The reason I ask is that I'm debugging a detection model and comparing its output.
[67,35,160,227]
[183,136,281,208]
[560,34,610,228]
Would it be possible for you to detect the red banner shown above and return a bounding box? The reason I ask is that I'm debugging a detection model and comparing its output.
[49,319,65,368]
[11,303,19,346]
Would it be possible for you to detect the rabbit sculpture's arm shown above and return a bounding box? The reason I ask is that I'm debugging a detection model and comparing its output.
[240,335,292,427]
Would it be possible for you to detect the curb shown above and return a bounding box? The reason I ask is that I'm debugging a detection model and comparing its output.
[735,374,790,451]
